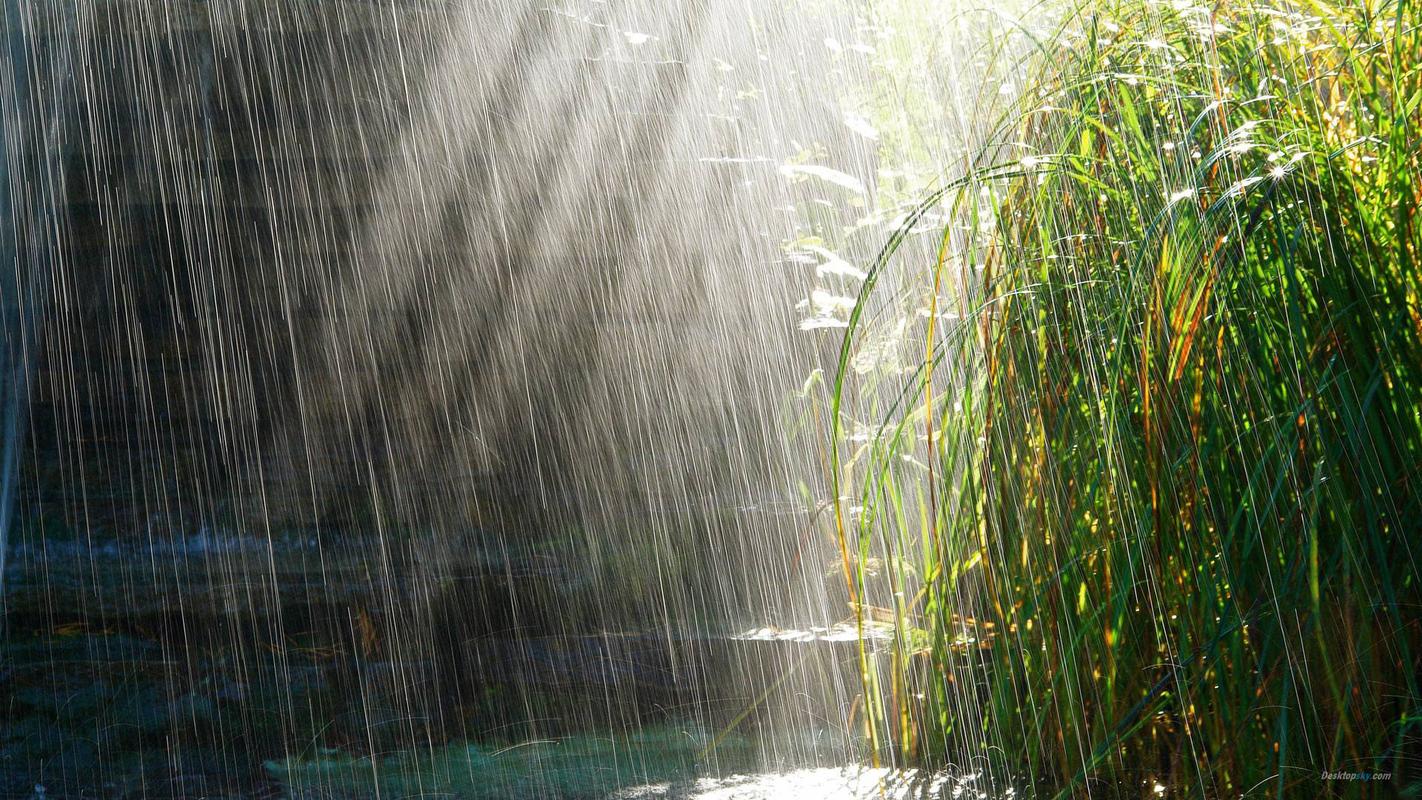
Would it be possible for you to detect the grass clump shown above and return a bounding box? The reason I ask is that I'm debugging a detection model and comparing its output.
[833,0,1421,795]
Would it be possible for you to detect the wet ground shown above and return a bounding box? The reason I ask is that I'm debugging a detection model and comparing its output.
[1,529,991,799]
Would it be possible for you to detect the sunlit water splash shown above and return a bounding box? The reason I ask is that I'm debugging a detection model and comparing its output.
[1,0,1014,796]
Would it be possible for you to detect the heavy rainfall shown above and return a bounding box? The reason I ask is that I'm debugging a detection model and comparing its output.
[1,0,1418,798]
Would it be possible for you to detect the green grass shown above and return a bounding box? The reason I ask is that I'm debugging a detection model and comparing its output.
[833,0,1421,795]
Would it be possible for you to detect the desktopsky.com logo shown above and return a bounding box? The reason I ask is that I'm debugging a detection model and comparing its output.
[1321,771,1392,782]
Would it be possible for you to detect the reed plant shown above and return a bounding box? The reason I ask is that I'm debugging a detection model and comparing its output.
[832,0,1421,794]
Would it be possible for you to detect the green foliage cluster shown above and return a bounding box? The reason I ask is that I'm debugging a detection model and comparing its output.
[834,0,1421,794]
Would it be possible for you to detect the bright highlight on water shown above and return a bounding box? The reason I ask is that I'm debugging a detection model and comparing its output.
[1,0,1417,798]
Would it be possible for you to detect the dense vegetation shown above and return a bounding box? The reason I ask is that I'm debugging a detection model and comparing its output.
[835,0,1421,794]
